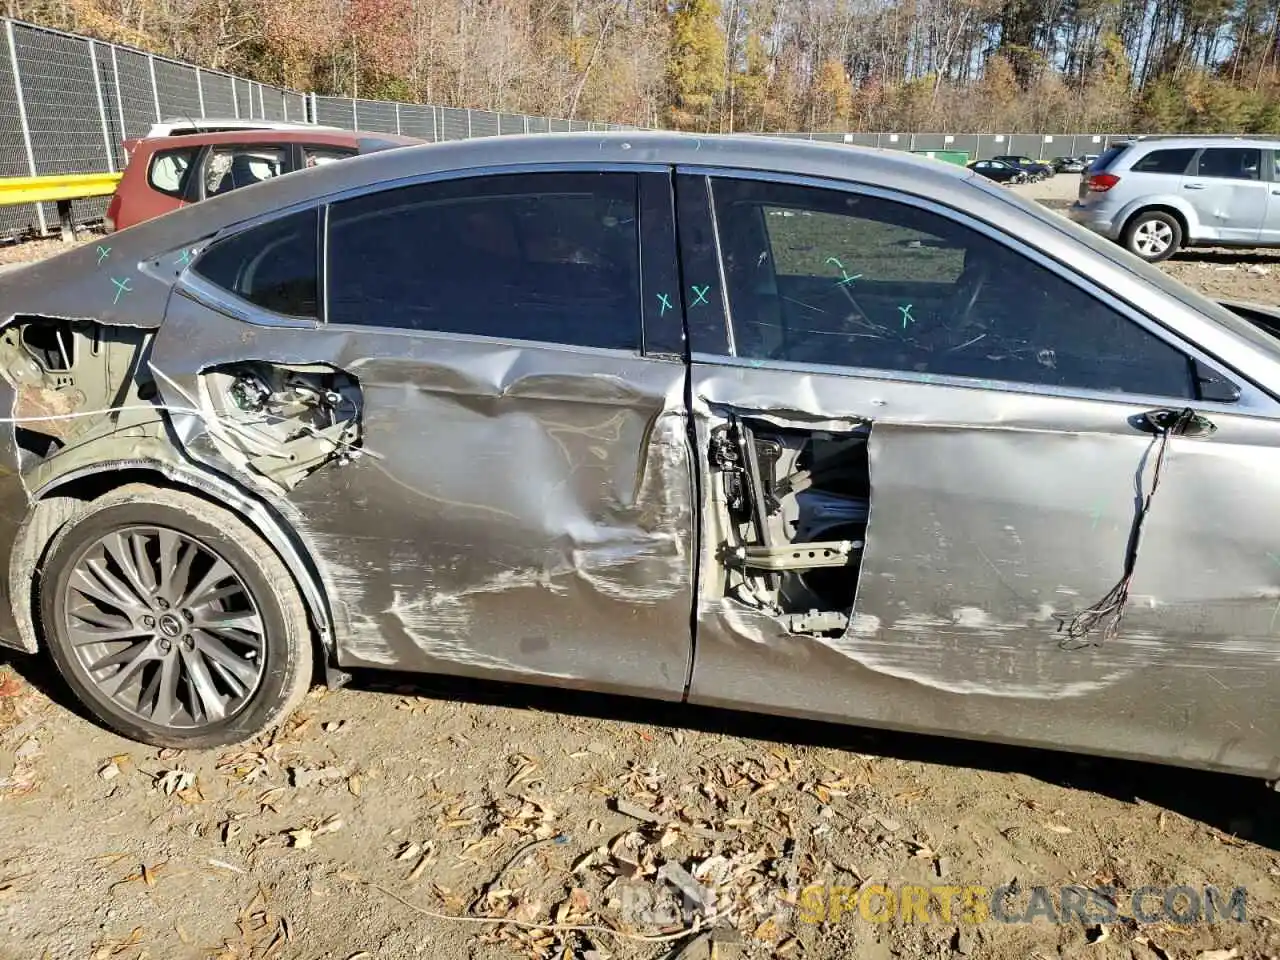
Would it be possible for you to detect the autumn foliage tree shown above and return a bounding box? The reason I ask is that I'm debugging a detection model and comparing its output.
[13,0,1280,133]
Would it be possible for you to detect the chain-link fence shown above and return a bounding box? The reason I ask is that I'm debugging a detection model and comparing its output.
[0,17,640,239]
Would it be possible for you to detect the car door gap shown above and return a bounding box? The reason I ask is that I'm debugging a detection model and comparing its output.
[711,412,871,637]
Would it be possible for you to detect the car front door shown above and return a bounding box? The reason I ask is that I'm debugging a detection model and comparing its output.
[1182,146,1267,242]
[151,167,695,698]
[1260,149,1280,245]
[676,169,1280,774]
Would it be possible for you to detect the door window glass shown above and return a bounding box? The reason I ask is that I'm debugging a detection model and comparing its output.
[192,208,319,319]
[204,145,288,196]
[303,146,356,168]
[710,177,1195,399]
[1196,148,1261,181]
[326,172,641,350]
[1131,148,1195,175]
[148,147,197,197]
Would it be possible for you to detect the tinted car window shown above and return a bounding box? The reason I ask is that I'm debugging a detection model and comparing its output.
[711,178,1194,399]
[326,172,641,350]
[192,208,319,319]
[148,147,197,197]
[1196,148,1261,180]
[1090,145,1128,171]
[1131,148,1195,175]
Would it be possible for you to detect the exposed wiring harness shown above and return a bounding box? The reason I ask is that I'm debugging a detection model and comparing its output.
[1058,407,1193,650]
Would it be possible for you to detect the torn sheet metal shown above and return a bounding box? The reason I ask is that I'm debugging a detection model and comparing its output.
[685,362,1280,778]
[150,290,694,697]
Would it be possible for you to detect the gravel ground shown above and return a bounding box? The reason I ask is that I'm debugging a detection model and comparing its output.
[0,190,1279,960]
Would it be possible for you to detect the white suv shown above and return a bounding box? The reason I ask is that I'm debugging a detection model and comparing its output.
[1068,136,1280,262]
[144,118,340,138]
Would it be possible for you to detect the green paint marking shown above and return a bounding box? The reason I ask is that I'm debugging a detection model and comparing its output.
[110,276,132,304]
[95,245,110,265]
[690,285,710,307]
[899,303,915,328]
[656,292,673,316]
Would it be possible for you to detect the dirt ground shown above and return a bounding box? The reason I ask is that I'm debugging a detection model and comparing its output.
[1012,174,1280,303]
[2,190,1280,960]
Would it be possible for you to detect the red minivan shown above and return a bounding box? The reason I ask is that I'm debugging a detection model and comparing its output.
[104,128,421,232]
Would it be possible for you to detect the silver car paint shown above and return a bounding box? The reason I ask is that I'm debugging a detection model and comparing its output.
[0,133,1278,776]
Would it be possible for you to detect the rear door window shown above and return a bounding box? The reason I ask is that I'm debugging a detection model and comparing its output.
[202,145,289,197]
[325,171,642,350]
[302,145,356,169]
[1195,148,1262,181]
[1131,148,1196,175]
[148,147,198,197]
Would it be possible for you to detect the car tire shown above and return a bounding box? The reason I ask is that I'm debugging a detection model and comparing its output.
[1123,211,1182,262]
[39,483,313,749]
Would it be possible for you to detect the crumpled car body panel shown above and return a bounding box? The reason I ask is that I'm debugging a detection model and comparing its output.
[0,132,1276,778]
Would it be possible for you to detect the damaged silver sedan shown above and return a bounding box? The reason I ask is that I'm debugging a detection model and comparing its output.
[0,133,1278,779]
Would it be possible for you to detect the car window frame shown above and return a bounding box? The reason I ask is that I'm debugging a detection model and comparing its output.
[1129,147,1197,176]
[677,165,1243,409]
[196,141,294,200]
[146,145,200,199]
[295,143,358,171]
[1190,145,1264,182]
[177,163,681,336]
[316,162,674,357]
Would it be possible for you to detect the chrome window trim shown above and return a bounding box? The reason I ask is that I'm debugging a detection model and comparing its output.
[678,164,1275,416]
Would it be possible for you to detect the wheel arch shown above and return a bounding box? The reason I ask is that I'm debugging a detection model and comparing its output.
[1119,201,1193,243]
[9,460,341,677]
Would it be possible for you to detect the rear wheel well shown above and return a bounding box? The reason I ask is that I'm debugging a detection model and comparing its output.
[14,469,329,682]
[1123,204,1188,242]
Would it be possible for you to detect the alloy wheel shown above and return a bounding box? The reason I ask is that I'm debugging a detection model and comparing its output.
[61,525,266,728]
[1133,220,1174,257]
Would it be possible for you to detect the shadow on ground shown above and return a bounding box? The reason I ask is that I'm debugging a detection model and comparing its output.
[1171,248,1280,266]
[352,668,1280,853]
[5,645,1276,852]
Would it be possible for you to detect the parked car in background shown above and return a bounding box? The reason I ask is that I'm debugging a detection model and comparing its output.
[3,132,1280,785]
[967,158,1027,184]
[1051,156,1086,174]
[105,128,420,232]
[993,154,1053,181]
[1070,135,1279,262]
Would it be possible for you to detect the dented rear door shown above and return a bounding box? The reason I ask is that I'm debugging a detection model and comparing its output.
[151,168,695,697]
[677,169,1280,774]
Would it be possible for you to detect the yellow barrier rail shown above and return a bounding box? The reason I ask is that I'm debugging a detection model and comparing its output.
[0,172,123,241]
